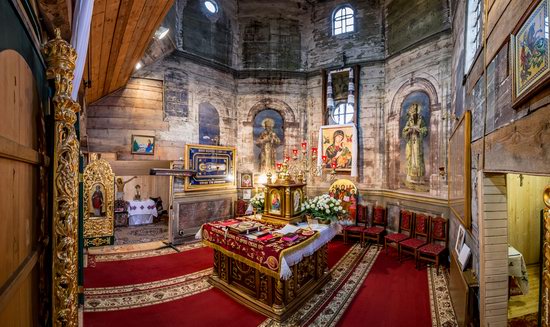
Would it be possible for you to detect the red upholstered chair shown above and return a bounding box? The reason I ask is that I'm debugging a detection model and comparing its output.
[384,209,414,255]
[234,199,249,217]
[343,204,368,244]
[398,213,431,261]
[362,206,387,248]
[417,217,448,274]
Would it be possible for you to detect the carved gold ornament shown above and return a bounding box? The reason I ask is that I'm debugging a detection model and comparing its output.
[83,157,115,241]
[42,28,80,327]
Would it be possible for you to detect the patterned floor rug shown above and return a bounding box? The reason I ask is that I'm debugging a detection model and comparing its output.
[428,265,459,327]
[114,219,168,245]
[508,312,539,327]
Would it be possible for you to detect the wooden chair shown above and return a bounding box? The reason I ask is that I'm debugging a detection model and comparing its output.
[398,213,431,262]
[384,209,414,255]
[343,204,368,244]
[417,217,448,274]
[234,199,249,217]
[362,206,387,249]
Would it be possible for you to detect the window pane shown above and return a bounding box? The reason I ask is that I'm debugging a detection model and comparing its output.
[334,27,342,35]
[335,20,342,29]
[335,9,343,19]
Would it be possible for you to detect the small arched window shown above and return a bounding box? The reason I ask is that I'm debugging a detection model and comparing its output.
[333,6,355,36]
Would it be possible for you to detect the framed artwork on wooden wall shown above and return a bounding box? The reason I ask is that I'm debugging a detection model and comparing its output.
[240,172,253,189]
[184,144,236,191]
[510,0,550,107]
[131,135,155,155]
[448,111,471,230]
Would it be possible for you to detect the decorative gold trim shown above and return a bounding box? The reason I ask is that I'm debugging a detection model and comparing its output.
[543,185,550,327]
[42,28,80,327]
[83,157,115,243]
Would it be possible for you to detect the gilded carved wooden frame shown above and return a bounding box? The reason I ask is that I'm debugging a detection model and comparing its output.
[83,155,115,247]
[542,186,550,327]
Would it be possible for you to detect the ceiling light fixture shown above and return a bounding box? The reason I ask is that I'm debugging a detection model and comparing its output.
[154,26,170,40]
[135,62,143,70]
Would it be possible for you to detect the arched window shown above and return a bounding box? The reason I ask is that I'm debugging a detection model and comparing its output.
[199,102,220,145]
[333,6,355,36]
[332,102,354,124]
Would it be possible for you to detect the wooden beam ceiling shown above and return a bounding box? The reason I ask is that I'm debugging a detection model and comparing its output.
[87,0,173,104]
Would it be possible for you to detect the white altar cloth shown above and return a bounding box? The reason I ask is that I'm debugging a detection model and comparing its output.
[508,245,529,295]
[196,219,340,279]
[128,199,158,226]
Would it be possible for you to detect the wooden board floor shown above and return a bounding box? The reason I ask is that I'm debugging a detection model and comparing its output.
[508,264,540,319]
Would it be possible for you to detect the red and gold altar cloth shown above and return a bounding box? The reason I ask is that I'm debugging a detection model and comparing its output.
[200,218,321,279]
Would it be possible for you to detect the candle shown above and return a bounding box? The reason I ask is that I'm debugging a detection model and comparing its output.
[331,162,337,169]
[276,162,282,170]
[301,141,307,150]
[311,147,318,154]
[322,155,327,163]
[292,148,298,156]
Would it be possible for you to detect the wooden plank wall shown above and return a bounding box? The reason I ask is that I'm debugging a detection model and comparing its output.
[479,173,508,327]
[87,78,182,160]
[87,0,174,103]
[507,174,550,265]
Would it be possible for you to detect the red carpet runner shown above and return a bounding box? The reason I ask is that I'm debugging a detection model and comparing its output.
[337,250,432,327]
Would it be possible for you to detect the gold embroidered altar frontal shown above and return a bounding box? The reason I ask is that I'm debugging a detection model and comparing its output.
[201,219,332,321]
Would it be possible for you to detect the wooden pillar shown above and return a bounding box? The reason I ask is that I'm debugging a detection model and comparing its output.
[42,28,80,327]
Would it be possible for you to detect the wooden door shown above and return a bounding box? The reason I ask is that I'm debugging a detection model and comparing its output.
[0,50,48,326]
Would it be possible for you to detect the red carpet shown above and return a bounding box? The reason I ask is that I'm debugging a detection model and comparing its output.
[84,288,266,327]
[337,249,431,327]
[328,240,352,268]
[84,247,213,288]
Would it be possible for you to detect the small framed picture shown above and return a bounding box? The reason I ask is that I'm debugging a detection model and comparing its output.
[242,189,252,200]
[131,135,155,155]
[458,244,471,271]
[240,172,253,189]
[455,225,466,256]
[510,0,550,107]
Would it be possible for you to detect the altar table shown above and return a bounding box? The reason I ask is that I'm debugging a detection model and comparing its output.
[508,245,529,295]
[128,199,158,226]
[197,218,338,321]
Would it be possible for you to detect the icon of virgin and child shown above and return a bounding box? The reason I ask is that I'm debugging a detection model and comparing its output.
[324,129,352,169]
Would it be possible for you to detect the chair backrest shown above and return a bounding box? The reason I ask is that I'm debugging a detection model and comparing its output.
[414,213,431,240]
[357,204,368,226]
[399,210,414,234]
[372,206,387,227]
[431,217,448,245]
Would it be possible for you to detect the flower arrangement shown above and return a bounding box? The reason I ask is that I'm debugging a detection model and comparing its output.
[301,194,346,223]
[250,192,265,212]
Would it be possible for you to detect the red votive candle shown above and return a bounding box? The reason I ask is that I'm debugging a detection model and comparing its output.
[311,147,318,154]
[301,141,307,150]
[276,162,282,170]
[292,148,298,156]
[331,162,337,169]
[322,155,327,163]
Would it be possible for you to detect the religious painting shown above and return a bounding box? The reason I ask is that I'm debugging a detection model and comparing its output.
[399,91,431,191]
[511,0,550,107]
[331,70,350,101]
[253,109,284,173]
[83,157,115,247]
[320,125,355,171]
[448,111,471,230]
[240,172,253,188]
[131,135,155,155]
[90,183,106,217]
[329,179,357,225]
[199,102,220,145]
[269,189,282,215]
[184,144,236,191]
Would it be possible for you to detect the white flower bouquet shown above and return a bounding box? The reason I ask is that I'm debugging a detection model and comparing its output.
[250,192,265,213]
[301,194,346,223]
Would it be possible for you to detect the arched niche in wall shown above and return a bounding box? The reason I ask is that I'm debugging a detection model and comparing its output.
[253,109,285,173]
[387,77,440,191]
[198,102,220,145]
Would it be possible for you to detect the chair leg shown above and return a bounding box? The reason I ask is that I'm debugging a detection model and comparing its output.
[436,256,440,275]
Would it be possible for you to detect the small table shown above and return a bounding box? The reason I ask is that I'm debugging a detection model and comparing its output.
[198,218,338,321]
[508,245,529,295]
[128,199,158,226]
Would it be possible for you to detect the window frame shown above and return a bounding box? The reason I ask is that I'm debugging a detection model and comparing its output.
[331,101,355,125]
[332,5,356,36]
[463,0,483,77]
